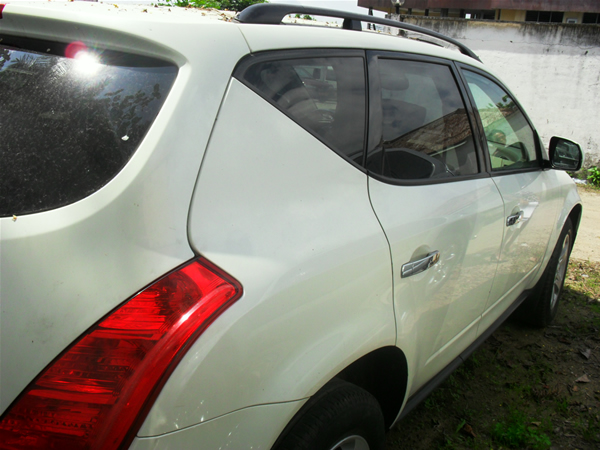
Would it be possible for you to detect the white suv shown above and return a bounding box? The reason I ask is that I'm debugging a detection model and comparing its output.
[0,3,583,449]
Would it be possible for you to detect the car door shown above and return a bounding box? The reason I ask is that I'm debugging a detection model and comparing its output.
[365,53,505,392]
[459,68,562,332]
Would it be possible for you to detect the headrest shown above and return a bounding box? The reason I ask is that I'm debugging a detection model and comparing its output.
[380,71,409,91]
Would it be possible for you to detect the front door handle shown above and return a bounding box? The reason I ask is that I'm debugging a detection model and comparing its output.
[506,211,523,227]
[401,251,440,278]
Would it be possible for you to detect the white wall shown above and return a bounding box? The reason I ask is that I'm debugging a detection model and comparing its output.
[401,17,600,167]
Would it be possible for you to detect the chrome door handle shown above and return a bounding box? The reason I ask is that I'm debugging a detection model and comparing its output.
[401,251,440,278]
[506,211,523,227]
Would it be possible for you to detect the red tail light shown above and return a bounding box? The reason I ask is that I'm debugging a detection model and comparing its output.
[0,4,5,19]
[0,258,242,450]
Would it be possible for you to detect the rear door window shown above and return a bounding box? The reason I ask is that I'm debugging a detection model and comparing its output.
[366,58,479,181]
[0,39,177,217]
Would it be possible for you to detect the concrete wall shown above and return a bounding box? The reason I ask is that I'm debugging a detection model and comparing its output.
[397,17,600,167]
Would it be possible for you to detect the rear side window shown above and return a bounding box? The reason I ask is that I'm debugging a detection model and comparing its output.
[238,55,366,164]
[0,40,177,217]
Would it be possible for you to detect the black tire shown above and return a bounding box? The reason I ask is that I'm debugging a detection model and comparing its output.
[273,380,385,450]
[515,218,574,327]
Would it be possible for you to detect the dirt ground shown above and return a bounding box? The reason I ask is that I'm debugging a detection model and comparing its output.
[386,187,600,450]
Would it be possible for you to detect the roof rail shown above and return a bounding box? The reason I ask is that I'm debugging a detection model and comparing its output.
[236,3,481,62]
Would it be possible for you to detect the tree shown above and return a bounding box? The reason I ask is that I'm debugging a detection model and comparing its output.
[167,0,267,12]
[294,13,315,20]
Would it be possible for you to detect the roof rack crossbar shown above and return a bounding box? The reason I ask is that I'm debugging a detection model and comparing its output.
[236,3,480,62]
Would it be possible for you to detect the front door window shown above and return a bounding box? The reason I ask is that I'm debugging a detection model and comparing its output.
[463,71,539,171]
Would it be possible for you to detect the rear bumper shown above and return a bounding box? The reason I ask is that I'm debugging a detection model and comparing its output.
[129,400,305,450]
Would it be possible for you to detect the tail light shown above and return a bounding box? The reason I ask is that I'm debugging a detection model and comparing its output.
[0,4,4,19]
[0,258,242,450]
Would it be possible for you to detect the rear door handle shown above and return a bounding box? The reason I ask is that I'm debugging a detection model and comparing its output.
[401,251,440,278]
[506,211,523,227]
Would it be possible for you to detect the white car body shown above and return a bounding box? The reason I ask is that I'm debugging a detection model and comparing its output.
[0,2,582,449]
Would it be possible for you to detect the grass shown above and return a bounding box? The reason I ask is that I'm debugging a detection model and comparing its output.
[576,181,600,193]
[568,260,600,294]
[491,409,551,449]
[571,168,600,189]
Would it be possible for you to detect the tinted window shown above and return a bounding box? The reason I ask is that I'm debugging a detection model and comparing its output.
[464,71,538,171]
[241,56,366,163]
[525,10,564,22]
[0,42,177,217]
[367,59,478,181]
[583,13,600,24]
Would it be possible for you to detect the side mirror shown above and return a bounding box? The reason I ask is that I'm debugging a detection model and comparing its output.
[549,137,583,171]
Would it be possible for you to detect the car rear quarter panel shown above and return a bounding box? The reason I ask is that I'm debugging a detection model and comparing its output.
[138,78,395,436]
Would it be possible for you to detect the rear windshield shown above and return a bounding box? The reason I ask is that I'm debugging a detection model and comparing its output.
[0,38,177,217]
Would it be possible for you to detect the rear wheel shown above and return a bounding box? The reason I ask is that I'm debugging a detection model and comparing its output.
[274,380,385,450]
[328,435,370,450]
[515,218,573,327]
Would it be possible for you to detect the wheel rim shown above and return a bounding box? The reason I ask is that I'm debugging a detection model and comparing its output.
[329,435,370,450]
[550,232,571,310]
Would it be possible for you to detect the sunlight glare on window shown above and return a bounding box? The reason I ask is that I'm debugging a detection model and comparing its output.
[73,51,102,76]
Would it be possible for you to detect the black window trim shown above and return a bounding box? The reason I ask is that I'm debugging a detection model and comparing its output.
[232,48,369,173]
[455,62,545,177]
[365,51,489,187]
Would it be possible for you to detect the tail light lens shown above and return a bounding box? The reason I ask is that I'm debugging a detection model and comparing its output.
[0,258,242,450]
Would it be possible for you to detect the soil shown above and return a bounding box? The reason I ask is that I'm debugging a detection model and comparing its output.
[386,187,600,450]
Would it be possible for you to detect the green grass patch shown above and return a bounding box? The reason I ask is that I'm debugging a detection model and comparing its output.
[491,409,551,449]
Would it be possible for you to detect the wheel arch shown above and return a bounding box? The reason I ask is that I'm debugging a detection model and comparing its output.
[336,346,408,429]
[271,346,408,449]
[534,182,582,290]
[568,202,583,241]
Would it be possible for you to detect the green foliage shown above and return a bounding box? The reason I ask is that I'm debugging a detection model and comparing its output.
[587,166,600,187]
[158,0,266,11]
[294,13,315,20]
[200,0,265,11]
[492,409,551,449]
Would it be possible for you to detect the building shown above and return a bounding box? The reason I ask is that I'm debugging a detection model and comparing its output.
[358,0,600,24]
